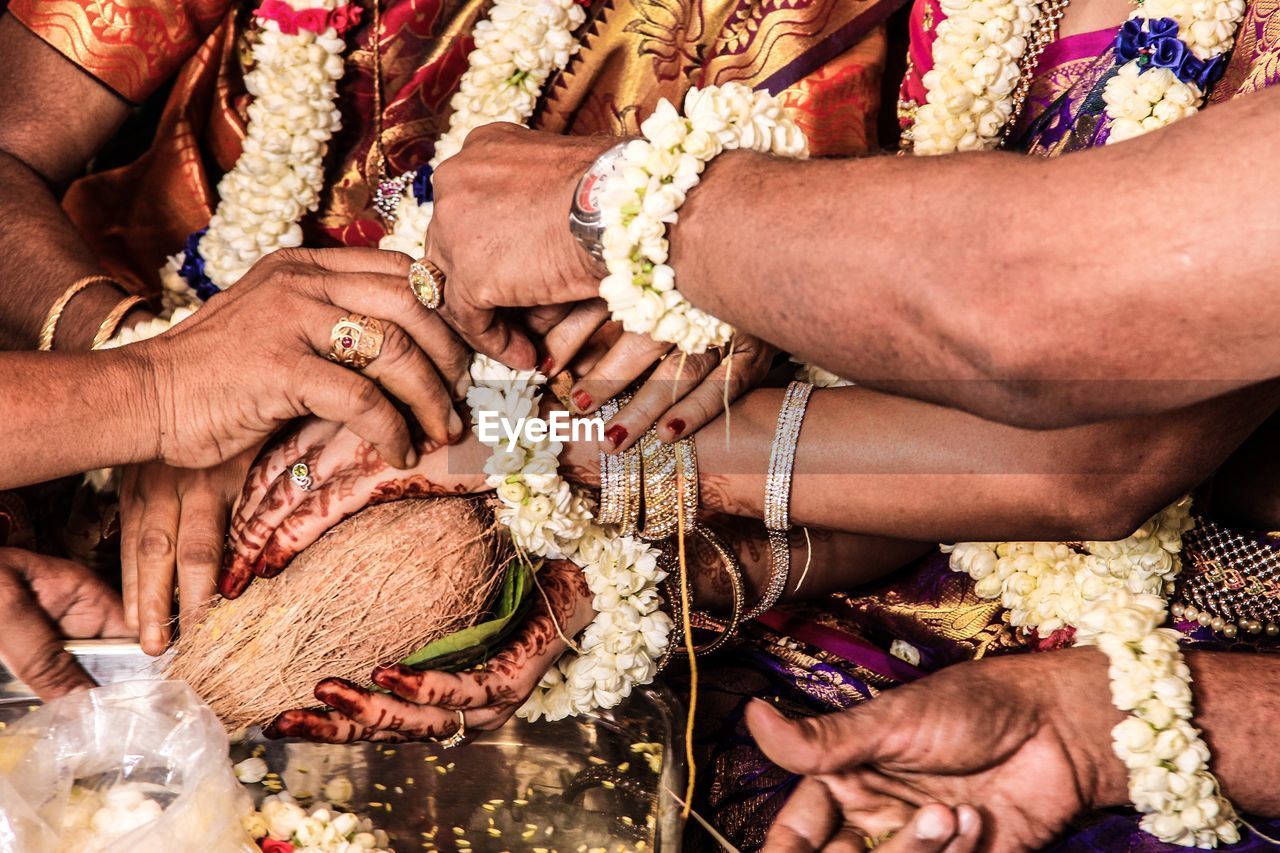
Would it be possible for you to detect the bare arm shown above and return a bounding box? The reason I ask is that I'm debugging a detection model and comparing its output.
[0,350,159,485]
[0,14,139,350]
[673,88,1280,428]
[561,382,1280,541]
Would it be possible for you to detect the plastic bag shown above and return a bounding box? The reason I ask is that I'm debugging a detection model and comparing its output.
[0,680,257,852]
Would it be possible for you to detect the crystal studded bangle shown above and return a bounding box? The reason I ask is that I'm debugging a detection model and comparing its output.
[745,381,813,620]
[598,396,642,534]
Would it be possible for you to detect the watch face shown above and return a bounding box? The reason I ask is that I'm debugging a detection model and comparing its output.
[576,171,606,217]
[573,144,627,225]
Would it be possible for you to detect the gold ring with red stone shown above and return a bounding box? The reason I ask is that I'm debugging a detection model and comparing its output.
[328,314,384,370]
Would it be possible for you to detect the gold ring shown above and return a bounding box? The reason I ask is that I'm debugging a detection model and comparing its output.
[328,314,384,370]
[434,709,466,749]
[408,259,445,310]
[864,830,895,850]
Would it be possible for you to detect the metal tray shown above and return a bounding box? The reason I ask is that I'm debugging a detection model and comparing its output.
[0,640,683,851]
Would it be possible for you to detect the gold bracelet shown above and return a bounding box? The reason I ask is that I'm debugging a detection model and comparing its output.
[38,275,121,351]
[91,295,149,350]
[657,523,744,664]
[745,381,814,621]
[639,428,679,539]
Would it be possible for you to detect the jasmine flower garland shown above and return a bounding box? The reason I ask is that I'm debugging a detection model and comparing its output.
[160,0,357,311]
[466,356,673,722]
[911,0,1043,153]
[945,498,1240,846]
[594,83,809,354]
[1102,0,1245,143]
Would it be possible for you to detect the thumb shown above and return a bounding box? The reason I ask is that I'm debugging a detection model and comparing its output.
[464,313,537,370]
[747,698,887,775]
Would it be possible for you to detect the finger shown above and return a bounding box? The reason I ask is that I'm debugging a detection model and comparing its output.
[360,322,463,445]
[317,280,473,401]
[287,246,416,277]
[0,563,94,699]
[263,708,408,744]
[223,423,337,598]
[763,776,839,853]
[540,300,610,376]
[371,663,498,710]
[747,699,880,776]
[606,349,720,451]
[525,303,574,337]
[18,551,129,638]
[655,341,773,443]
[940,806,982,853]
[237,445,327,581]
[568,331,672,422]
[315,677,466,739]
[293,358,412,469]
[175,478,227,629]
[876,805,960,853]
[135,487,181,656]
[118,466,143,634]
[449,305,537,371]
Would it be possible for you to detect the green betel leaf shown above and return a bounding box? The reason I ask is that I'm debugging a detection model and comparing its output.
[396,559,536,672]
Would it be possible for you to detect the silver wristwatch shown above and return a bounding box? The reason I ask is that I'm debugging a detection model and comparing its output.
[569,142,628,262]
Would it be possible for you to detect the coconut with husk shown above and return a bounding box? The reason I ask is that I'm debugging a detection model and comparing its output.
[167,497,510,730]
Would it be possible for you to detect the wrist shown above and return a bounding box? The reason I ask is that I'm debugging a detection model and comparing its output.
[111,341,165,465]
[50,280,129,351]
[1039,647,1130,810]
[559,141,614,294]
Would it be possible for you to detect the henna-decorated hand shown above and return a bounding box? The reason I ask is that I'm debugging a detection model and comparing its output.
[119,450,254,655]
[263,559,594,743]
[220,417,492,599]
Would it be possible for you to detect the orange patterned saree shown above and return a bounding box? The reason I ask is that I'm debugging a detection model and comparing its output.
[9,0,899,294]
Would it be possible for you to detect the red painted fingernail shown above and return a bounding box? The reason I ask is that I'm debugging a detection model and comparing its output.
[666,418,686,437]
[572,389,592,412]
[539,354,555,374]
[605,424,628,448]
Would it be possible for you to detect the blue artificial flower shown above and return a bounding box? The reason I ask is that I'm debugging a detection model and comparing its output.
[412,164,434,204]
[1114,17,1227,90]
[178,227,220,302]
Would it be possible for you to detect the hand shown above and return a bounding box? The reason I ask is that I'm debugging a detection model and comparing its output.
[747,649,1127,852]
[220,417,491,599]
[0,548,128,700]
[263,559,593,743]
[133,246,471,469]
[118,451,254,656]
[542,300,777,451]
[427,124,612,367]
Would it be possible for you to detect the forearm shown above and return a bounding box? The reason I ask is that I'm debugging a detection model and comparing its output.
[0,15,137,350]
[689,514,931,613]
[561,383,1276,541]
[673,89,1280,427]
[1,350,158,487]
[1057,647,1280,816]
[0,151,129,350]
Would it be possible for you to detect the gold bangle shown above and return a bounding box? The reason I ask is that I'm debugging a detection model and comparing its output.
[91,295,149,350]
[638,428,679,539]
[38,275,121,351]
[658,523,744,664]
